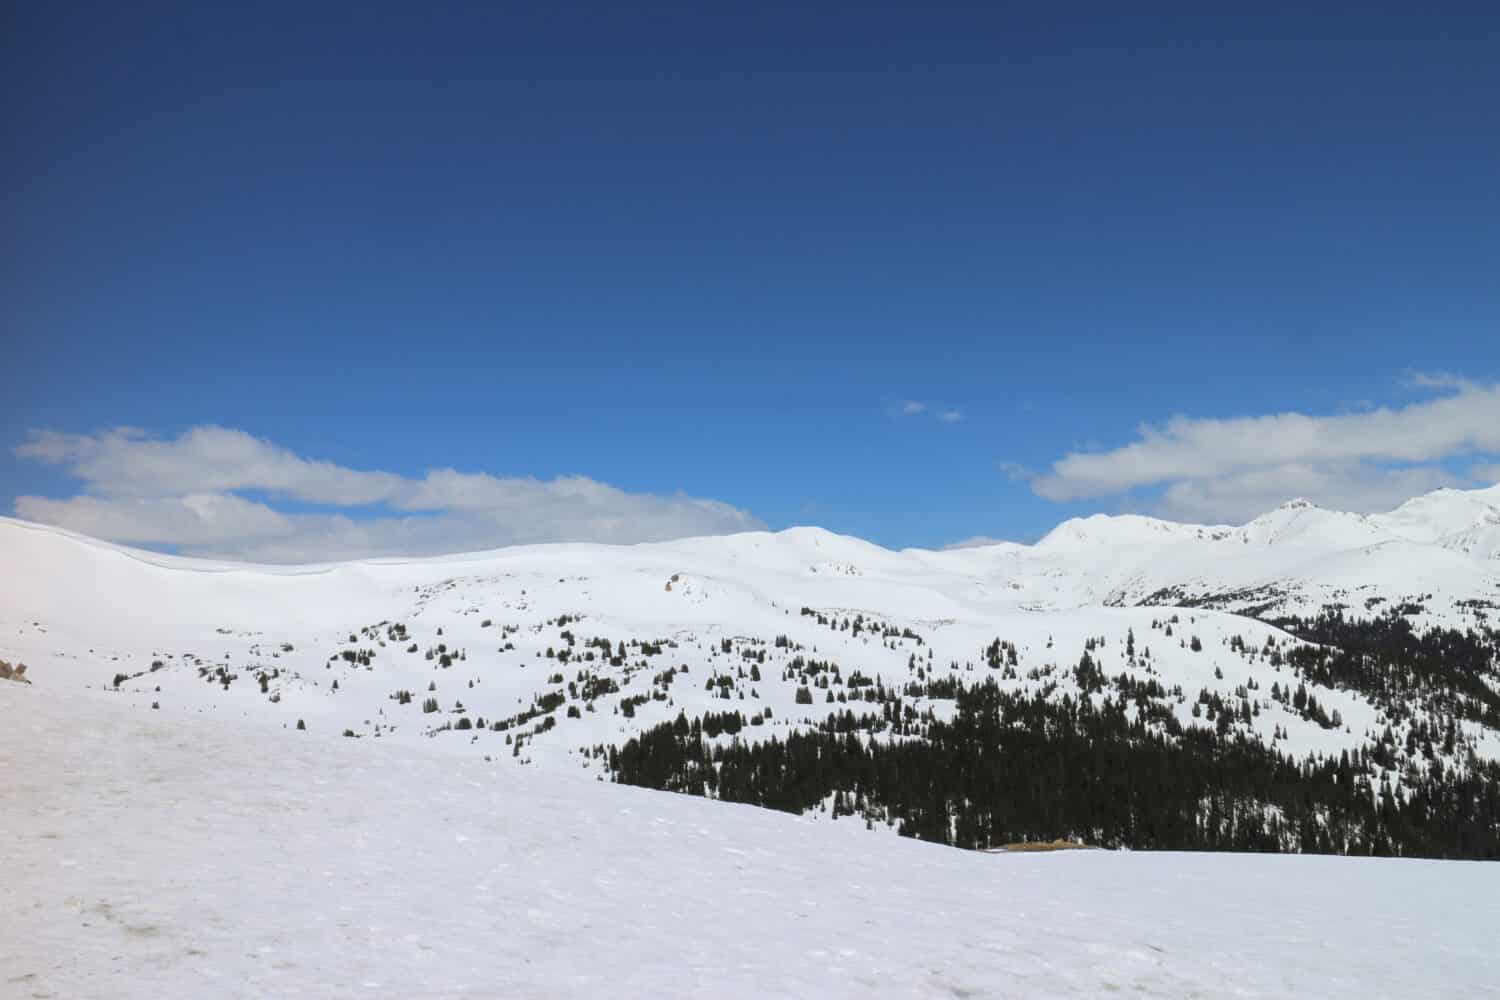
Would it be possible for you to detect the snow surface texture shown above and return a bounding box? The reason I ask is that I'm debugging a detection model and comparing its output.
[5,683,1499,999]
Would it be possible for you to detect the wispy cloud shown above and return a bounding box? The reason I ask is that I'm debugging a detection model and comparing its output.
[1405,370,1481,393]
[894,400,962,424]
[14,426,763,561]
[1030,377,1500,522]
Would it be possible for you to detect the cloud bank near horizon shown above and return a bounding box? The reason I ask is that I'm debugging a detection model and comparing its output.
[14,426,763,562]
[1028,376,1500,523]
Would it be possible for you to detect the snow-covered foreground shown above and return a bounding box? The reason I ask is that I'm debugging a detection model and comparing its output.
[4,684,1497,999]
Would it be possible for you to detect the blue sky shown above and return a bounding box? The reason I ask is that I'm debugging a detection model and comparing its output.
[4,3,1498,559]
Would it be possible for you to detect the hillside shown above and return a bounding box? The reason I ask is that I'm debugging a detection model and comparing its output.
[3,483,1500,856]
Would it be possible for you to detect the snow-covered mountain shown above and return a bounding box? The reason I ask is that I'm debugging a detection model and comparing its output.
[4,483,1499,776]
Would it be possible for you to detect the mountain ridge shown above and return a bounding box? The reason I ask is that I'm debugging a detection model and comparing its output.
[7,479,1500,569]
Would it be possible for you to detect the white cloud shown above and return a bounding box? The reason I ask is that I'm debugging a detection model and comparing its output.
[1405,370,1481,393]
[1030,380,1500,521]
[894,401,962,424]
[15,492,294,547]
[14,426,763,561]
[1471,463,1500,487]
[17,427,407,505]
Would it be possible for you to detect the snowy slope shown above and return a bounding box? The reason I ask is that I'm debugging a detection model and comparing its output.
[5,682,1498,1000]
[1372,486,1500,545]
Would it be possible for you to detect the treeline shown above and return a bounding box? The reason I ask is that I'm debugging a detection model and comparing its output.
[1270,608,1500,728]
[608,678,1500,860]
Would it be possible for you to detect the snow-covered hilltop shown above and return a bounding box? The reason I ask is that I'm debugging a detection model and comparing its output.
[1022,488,1500,609]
